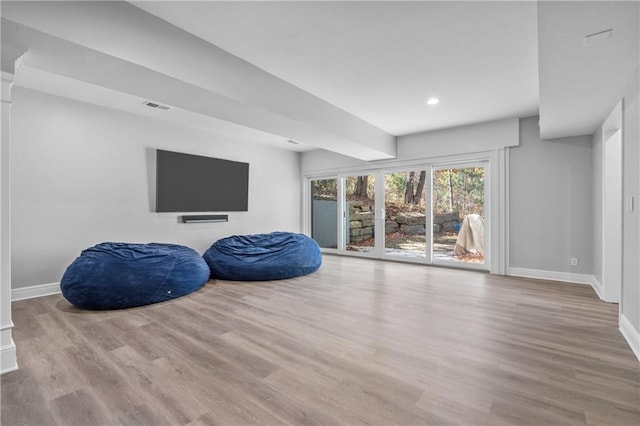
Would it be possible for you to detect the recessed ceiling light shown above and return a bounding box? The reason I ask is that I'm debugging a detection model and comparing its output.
[426,98,440,106]
[286,139,299,145]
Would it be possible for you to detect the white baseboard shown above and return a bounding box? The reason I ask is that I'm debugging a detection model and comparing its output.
[11,282,60,301]
[508,267,593,285]
[619,313,640,362]
[1,324,18,375]
[0,344,18,375]
[590,275,605,300]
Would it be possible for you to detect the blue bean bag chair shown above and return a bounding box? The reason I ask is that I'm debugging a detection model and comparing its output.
[203,232,322,281]
[61,242,210,310]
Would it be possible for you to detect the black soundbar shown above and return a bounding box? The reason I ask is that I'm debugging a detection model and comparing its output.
[180,214,228,223]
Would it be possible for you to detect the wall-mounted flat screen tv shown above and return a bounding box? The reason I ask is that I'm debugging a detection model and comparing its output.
[156,149,249,212]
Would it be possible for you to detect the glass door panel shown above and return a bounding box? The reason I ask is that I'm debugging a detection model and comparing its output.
[311,178,338,249]
[344,174,376,253]
[383,171,428,259]
[432,166,485,265]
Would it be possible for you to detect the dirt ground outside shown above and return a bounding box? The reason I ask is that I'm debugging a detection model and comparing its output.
[347,231,484,264]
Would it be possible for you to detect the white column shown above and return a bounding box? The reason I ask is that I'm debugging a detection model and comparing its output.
[0,71,17,374]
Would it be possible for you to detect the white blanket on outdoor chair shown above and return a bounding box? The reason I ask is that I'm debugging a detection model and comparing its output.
[454,214,484,255]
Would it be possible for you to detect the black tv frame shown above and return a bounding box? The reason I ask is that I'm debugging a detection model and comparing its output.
[155,149,249,213]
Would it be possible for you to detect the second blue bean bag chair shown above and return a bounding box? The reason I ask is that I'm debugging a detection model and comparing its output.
[203,232,322,281]
[61,242,210,310]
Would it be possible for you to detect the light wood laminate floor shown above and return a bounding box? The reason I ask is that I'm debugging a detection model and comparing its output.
[2,255,639,425]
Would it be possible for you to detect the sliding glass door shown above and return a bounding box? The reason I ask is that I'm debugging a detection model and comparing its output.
[307,161,489,271]
[431,165,486,267]
[311,178,338,249]
[343,174,377,253]
[383,170,428,259]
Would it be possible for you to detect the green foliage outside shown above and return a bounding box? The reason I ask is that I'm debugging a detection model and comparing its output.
[385,172,408,203]
[311,179,338,200]
[345,175,375,201]
[311,167,484,219]
[432,168,484,217]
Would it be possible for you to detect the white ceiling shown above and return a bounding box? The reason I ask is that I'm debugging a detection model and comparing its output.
[2,1,638,157]
[132,1,540,136]
[538,1,639,139]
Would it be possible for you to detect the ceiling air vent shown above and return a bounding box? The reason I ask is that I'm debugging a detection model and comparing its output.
[583,28,613,46]
[143,101,170,111]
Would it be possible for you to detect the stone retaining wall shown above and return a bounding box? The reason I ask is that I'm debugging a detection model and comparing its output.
[348,202,374,242]
[432,211,460,233]
[384,211,460,235]
[347,202,461,241]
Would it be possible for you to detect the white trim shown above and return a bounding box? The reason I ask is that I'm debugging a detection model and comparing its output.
[0,343,17,375]
[601,127,623,304]
[11,282,61,301]
[0,321,17,375]
[508,267,593,285]
[1,71,14,375]
[619,313,640,362]
[1,72,16,91]
[499,148,509,275]
[590,275,606,301]
[302,150,498,177]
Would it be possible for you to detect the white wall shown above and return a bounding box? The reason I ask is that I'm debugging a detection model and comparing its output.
[301,117,519,174]
[509,117,593,275]
[11,88,301,289]
[397,118,520,159]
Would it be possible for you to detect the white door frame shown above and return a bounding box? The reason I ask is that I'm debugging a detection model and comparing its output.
[602,128,623,303]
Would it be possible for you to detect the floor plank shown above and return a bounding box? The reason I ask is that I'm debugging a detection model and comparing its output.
[2,255,639,425]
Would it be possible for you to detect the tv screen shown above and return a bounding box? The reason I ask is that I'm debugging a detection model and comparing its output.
[156,149,249,213]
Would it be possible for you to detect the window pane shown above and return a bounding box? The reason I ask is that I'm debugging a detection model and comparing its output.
[432,167,485,264]
[384,171,427,258]
[345,175,376,253]
[311,179,338,249]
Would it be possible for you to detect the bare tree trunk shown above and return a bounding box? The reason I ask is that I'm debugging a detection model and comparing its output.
[404,172,415,203]
[355,176,369,198]
[462,171,468,215]
[414,171,427,205]
[448,169,454,212]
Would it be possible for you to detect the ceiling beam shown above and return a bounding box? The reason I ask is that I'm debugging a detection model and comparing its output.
[1,1,396,161]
